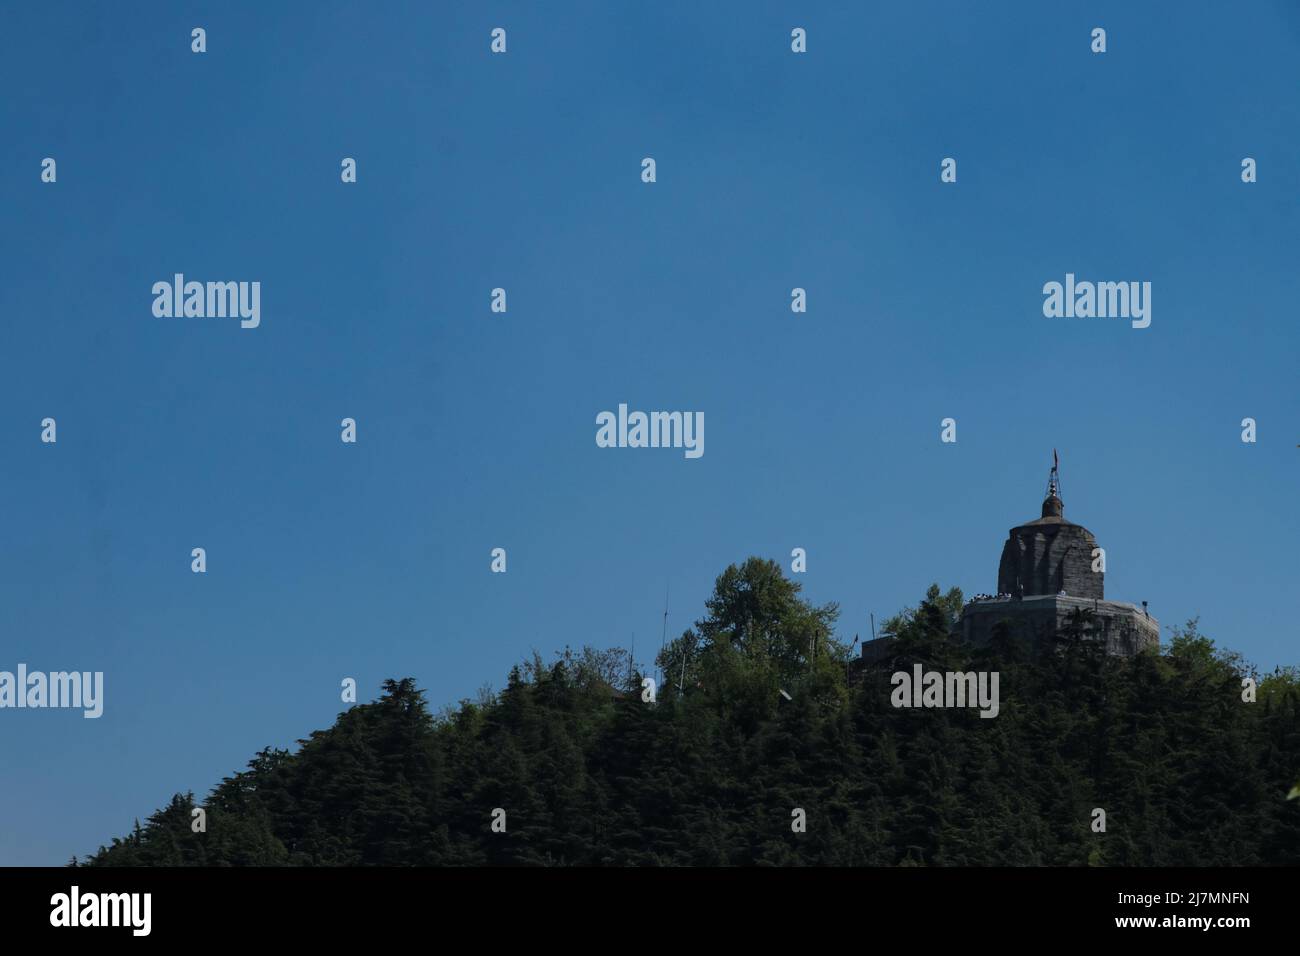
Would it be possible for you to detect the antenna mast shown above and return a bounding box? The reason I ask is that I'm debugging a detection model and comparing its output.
[660,584,669,689]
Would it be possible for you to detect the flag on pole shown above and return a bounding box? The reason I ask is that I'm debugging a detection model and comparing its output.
[1053,448,1059,471]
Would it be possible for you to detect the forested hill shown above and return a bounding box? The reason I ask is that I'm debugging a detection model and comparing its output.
[78,558,1300,867]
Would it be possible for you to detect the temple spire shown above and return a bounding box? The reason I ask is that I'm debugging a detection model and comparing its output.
[1042,449,1063,518]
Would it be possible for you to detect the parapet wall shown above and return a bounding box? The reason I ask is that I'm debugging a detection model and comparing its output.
[956,594,1159,656]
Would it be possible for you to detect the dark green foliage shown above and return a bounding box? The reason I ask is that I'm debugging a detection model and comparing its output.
[80,562,1300,867]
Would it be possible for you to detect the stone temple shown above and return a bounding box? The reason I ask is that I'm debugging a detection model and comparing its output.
[862,455,1159,662]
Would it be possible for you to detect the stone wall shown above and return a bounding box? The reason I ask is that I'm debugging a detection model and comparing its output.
[956,595,1158,656]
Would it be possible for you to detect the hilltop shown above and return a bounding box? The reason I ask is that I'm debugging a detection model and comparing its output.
[78,558,1300,867]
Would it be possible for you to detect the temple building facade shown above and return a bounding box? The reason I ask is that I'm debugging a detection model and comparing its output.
[862,456,1159,663]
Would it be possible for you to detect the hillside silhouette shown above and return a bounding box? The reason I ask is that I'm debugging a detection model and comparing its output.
[78,558,1300,866]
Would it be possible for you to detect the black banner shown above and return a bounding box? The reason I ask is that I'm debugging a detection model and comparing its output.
[0,866,1285,943]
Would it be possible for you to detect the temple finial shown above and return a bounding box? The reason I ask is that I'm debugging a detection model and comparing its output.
[1042,449,1063,517]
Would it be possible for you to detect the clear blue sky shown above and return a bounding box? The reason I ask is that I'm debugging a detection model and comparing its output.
[1,2,1296,866]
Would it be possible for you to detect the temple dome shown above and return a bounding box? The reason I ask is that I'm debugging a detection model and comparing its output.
[996,461,1103,599]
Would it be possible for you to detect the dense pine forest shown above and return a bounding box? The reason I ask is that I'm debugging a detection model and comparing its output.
[79,558,1300,866]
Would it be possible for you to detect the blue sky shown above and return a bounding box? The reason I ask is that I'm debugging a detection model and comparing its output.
[1,2,1296,865]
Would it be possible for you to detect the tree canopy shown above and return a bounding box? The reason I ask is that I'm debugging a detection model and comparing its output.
[80,560,1300,867]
